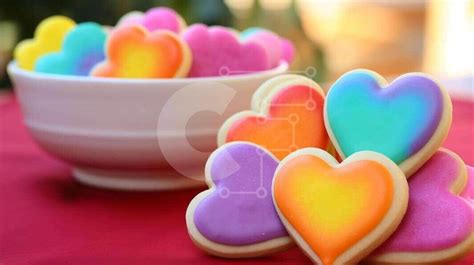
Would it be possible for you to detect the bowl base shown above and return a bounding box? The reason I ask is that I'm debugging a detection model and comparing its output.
[73,167,204,191]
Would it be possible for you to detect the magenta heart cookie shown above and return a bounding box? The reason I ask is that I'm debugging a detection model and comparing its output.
[240,27,295,64]
[186,142,292,258]
[368,149,474,264]
[461,166,474,205]
[280,37,295,63]
[117,7,186,33]
[242,29,282,68]
[460,167,474,265]
[182,24,270,77]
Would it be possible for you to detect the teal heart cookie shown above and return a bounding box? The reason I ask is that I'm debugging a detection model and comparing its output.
[324,69,452,177]
[35,22,106,76]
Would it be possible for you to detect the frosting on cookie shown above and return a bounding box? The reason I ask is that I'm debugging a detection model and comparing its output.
[14,16,76,70]
[117,7,185,33]
[91,25,190,78]
[375,150,472,253]
[273,149,408,265]
[182,24,269,77]
[326,70,444,164]
[223,83,328,160]
[35,22,106,76]
[193,142,288,245]
[461,166,474,204]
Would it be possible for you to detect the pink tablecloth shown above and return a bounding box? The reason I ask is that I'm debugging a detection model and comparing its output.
[1,94,473,265]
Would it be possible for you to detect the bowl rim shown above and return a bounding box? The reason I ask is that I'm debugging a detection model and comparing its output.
[8,61,289,84]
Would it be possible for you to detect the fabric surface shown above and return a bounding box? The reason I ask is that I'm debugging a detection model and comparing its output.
[1,94,473,265]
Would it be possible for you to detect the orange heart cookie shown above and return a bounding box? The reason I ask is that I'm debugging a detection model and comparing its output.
[272,149,409,265]
[218,75,329,160]
[91,25,191,78]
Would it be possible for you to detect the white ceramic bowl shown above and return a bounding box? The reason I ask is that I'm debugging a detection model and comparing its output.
[8,62,288,191]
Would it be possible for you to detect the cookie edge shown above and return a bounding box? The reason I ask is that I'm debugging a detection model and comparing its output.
[366,148,474,265]
[323,69,452,178]
[272,148,409,264]
[185,141,293,258]
[217,74,328,152]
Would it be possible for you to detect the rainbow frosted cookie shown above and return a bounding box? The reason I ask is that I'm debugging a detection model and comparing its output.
[91,25,191,78]
[218,74,329,160]
[325,69,452,177]
[272,148,409,265]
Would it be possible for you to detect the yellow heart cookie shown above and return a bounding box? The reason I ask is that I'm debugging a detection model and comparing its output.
[14,16,76,70]
[272,149,408,265]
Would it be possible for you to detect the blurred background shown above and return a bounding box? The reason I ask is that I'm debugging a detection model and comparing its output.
[0,0,473,93]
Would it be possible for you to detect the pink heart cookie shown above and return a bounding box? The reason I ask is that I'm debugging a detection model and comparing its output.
[243,30,282,68]
[240,27,295,64]
[280,37,295,63]
[182,24,270,77]
[368,149,474,264]
[461,166,474,204]
[117,7,186,33]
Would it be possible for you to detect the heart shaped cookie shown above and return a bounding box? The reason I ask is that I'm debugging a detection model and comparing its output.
[240,27,295,64]
[368,149,474,264]
[461,166,474,205]
[240,28,282,68]
[182,24,270,77]
[218,75,329,160]
[325,69,452,177]
[273,148,408,265]
[35,22,106,76]
[14,16,76,70]
[117,11,143,26]
[186,142,292,257]
[116,7,186,33]
[91,25,191,78]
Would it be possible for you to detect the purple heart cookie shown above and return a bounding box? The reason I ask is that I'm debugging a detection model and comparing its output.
[367,149,474,264]
[186,142,292,258]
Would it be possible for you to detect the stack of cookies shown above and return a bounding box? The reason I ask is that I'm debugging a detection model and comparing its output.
[186,70,473,265]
